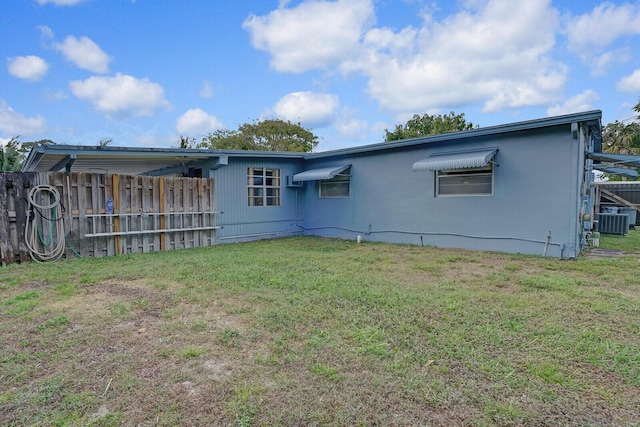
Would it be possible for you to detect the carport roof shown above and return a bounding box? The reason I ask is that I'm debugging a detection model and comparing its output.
[22,145,303,176]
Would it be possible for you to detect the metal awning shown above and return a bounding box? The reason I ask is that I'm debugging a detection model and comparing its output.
[292,165,350,182]
[413,148,498,171]
[587,152,640,168]
[595,166,639,178]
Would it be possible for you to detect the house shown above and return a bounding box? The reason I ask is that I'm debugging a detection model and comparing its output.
[22,110,604,258]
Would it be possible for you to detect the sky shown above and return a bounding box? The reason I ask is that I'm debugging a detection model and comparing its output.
[2,0,640,152]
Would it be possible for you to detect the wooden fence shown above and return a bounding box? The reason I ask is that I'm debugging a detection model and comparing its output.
[0,172,217,266]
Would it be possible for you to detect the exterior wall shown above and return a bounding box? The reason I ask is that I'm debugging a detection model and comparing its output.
[208,157,304,243]
[299,124,585,258]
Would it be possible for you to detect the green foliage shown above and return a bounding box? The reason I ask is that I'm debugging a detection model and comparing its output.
[600,102,640,180]
[1,136,56,171]
[194,119,319,152]
[1,136,24,171]
[602,120,640,155]
[385,111,475,142]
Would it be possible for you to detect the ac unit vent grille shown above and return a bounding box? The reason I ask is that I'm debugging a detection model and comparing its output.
[596,213,629,236]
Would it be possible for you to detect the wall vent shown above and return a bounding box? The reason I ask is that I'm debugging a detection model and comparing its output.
[596,213,629,236]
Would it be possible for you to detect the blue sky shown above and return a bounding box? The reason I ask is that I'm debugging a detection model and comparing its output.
[2,0,640,152]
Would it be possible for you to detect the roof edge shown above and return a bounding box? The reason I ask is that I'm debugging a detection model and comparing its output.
[305,110,602,159]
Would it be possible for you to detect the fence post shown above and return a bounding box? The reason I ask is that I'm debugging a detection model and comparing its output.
[0,173,14,265]
[113,174,121,255]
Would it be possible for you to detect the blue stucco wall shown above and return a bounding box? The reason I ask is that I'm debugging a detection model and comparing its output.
[299,123,585,258]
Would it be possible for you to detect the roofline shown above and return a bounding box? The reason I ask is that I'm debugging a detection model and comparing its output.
[304,110,602,159]
[25,144,305,158]
[21,144,305,171]
[22,110,602,172]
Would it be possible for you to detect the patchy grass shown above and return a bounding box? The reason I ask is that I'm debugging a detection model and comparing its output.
[600,227,640,252]
[1,235,639,426]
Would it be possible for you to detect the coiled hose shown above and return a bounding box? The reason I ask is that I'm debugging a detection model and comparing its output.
[25,185,66,262]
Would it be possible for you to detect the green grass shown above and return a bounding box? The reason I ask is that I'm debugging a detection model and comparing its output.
[599,228,640,251]
[1,235,639,425]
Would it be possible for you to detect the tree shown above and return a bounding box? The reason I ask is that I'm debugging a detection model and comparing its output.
[179,135,196,149]
[1,136,25,171]
[602,120,640,154]
[635,96,640,117]
[194,119,319,152]
[385,111,475,142]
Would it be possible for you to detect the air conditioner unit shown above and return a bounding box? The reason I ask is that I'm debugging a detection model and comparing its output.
[596,213,629,236]
[286,175,303,188]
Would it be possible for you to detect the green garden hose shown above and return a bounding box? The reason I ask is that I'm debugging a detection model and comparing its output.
[25,185,66,262]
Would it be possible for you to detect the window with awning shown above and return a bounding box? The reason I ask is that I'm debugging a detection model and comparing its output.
[413,149,497,197]
[412,148,498,171]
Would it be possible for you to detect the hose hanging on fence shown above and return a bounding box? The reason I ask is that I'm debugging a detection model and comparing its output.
[25,185,66,262]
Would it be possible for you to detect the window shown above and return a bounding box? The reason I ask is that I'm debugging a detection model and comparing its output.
[247,167,280,206]
[319,168,350,198]
[436,165,493,196]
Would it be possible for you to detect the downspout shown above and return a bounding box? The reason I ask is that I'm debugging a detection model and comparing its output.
[568,122,582,258]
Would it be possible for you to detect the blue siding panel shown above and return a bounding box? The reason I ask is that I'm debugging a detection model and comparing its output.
[209,157,304,243]
[300,123,585,258]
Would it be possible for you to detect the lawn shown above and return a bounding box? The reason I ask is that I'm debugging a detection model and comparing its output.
[1,234,639,426]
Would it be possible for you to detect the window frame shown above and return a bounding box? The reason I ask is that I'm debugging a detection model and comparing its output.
[435,164,494,197]
[247,167,281,207]
[319,168,351,199]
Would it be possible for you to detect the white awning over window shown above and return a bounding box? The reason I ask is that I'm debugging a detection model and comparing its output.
[413,149,498,171]
[293,165,350,182]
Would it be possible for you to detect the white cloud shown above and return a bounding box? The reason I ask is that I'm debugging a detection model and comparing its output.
[273,91,339,127]
[565,3,640,73]
[69,73,170,118]
[0,100,47,136]
[243,0,375,73]
[38,25,54,39]
[546,90,600,117]
[617,69,640,93]
[200,82,214,99]
[43,88,68,102]
[247,0,566,115]
[7,55,50,81]
[358,0,564,114]
[36,0,87,5]
[335,117,368,142]
[175,109,223,135]
[566,3,640,52]
[53,35,112,73]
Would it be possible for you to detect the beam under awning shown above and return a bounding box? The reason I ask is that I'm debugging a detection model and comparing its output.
[293,164,350,182]
[587,152,640,168]
[413,148,498,171]
[595,166,638,178]
[50,154,76,172]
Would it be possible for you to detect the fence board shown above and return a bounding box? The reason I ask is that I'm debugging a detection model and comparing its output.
[0,173,13,265]
[0,172,216,265]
